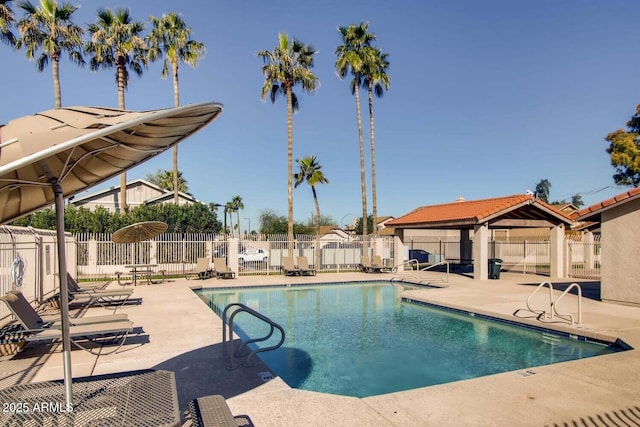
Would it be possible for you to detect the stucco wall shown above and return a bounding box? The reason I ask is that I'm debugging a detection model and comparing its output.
[601,197,640,306]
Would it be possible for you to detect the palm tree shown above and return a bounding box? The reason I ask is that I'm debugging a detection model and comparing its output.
[146,169,189,194]
[335,22,376,236]
[0,0,17,47]
[16,0,84,108]
[230,195,244,237]
[147,12,205,205]
[294,155,329,269]
[85,7,147,213]
[257,32,319,248]
[362,47,390,239]
[224,201,234,235]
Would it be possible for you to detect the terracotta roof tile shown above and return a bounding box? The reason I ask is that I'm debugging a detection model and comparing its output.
[388,194,536,226]
[576,187,640,220]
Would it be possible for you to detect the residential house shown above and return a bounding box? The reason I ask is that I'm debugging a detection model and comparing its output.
[577,187,640,306]
[69,179,199,213]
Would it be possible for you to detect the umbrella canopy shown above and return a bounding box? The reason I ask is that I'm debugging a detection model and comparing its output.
[0,102,223,408]
[112,221,168,244]
[0,103,222,223]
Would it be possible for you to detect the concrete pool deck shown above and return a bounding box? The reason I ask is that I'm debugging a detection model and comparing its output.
[1,271,639,426]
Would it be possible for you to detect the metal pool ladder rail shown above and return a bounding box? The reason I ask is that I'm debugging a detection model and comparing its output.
[524,281,582,326]
[221,303,285,370]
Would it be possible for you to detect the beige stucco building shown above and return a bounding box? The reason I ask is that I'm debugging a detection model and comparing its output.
[577,187,640,306]
[69,179,199,213]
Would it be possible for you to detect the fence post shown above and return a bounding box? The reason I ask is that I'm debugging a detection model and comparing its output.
[394,235,404,272]
[550,224,565,278]
[584,231,595,271]
[228,237,239,274]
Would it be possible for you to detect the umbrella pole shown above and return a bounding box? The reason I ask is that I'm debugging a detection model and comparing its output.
[52,181,73,408]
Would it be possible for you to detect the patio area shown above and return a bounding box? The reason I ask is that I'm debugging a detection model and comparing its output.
[1,271,640,426]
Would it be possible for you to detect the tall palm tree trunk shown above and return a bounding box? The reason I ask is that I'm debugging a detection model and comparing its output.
[368,88,377,240]
[172,62,180,205]
[312,186,321,269]
[286,85,294,253]
[117,64,127,212]
[52,57,61,108]
[354,77,367,236]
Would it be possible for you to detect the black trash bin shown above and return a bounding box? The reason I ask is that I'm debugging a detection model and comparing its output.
[488,258,502,279]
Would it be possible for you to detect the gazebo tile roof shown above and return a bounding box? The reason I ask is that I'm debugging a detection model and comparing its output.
[388,194,574,227]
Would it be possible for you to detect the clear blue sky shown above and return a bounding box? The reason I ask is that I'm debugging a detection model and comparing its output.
[2,0,639,231]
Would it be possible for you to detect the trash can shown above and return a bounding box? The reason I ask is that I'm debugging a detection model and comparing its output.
[488,258,502,279]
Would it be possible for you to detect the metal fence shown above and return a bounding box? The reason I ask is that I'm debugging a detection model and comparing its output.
[490,238,551,276]
[0,226,76,322]
[74,233,396,278]
[566,233,601,279]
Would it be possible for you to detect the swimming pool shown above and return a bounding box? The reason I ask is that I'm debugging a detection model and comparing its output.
[197,281,625,398]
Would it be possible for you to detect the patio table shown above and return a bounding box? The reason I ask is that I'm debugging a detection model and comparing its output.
[0,369,180,426]
[125,264,159,285]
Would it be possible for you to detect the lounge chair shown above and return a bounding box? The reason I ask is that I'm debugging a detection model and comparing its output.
[372,255,392,272]
[185,257,214,280]
[0,293,133,355]
[360,255,384,273]
[4,290,129,329]
[213,258,236,279]
[281,256,301,276]
[189,395,237,427]
[296,256,316,276]
[66,274,134,308]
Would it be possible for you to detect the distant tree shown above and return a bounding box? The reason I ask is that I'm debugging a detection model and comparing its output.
[12,202,221,233]
[16,0,85,108]
[305,214,336,228]
[534,179,551,203]
[571,194,584,208]
[335,22,376,236]
[85,7,148,212]
[355,214,374,235]
[605,104,640,187]
[146,169,190,194]
[229,195,244,236]
[257,32,319,246]
[258,209,312,235]
[1,0,18,47]
[294,155,329,267]
[11,207,56,229]
[147,12,205,205]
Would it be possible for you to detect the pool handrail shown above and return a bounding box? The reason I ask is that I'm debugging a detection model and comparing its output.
[552,283,582,326]
[221,302,285,370]
[392,259,449,283]
[525,281,555,321]
[524,281,583,326]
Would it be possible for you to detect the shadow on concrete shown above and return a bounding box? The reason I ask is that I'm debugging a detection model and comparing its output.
[153,341,277,419]
[549,405,640,427]
[517,281,601,301]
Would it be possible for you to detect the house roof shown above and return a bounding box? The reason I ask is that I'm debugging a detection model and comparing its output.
[70,178,163,203]
[387,194,574,228]
[576,187,640,222]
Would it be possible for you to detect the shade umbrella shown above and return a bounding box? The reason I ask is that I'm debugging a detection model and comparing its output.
[112,221,168,264]
[0,102,223,408]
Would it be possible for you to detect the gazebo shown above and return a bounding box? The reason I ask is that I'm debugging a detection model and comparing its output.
[387,194,574,280]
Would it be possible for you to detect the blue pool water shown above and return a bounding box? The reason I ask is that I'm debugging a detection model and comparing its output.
[197,281,624,398]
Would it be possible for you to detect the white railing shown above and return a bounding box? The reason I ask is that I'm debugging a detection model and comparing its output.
[523,280,582,326]
[567,234,601,279]
[74,232,395,278]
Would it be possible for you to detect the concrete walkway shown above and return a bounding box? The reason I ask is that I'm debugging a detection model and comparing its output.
[1,271,639,426]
